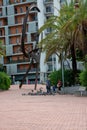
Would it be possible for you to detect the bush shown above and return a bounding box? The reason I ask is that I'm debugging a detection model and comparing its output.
[64,69,74,86]
[48,70,62,86]
[79,70,87,90]
[49,69,75,87]
[0,72,11,90]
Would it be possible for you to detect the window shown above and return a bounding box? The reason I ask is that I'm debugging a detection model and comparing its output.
[33,15,37,21]
[0,30,2,36]
[8,28,11,34]
[16,28,18,33]
[6,7,7,15]
[47,27,52,33]
[21,17,24,23]
[14,0,17,3]
[46,6,51,12]
[60,0,65,3]
[48,65,52,71]
[15,18,18,24]
[60,0,65,6]
[0,21,2,26]
[0,11,2,16]
[15,8,17,14]
[6,0,9,5]
[20,7,23,13]
[26,6,28,11]
[9,56,12,62]
[9,38,12,44]
[16,37,20,44]
[46,16,50,20]
[16,47,21,53]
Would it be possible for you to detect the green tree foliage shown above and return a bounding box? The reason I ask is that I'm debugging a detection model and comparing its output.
[79,70,87,90]
[79,55,87,89]
[49,69,75,87]
[49,70,62,86]
[39,0,87,76]
[0,72,11,90]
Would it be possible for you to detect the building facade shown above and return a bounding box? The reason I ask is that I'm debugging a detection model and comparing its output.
[0,0,62,84]
[38,0,61,83]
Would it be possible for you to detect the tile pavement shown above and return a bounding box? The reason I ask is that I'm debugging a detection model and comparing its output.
[0,84,87,130]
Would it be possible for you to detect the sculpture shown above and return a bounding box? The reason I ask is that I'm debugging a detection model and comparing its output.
[19,4,40,90]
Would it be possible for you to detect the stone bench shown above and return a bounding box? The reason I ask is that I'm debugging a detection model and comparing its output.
[78,87,86,96]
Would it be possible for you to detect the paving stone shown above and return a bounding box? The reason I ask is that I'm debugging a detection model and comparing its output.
[0,84,87,130]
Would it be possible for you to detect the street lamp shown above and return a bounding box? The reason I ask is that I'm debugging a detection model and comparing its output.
[61,49,64,91]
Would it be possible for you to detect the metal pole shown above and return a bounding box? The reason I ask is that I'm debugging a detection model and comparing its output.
[61,52,64,90]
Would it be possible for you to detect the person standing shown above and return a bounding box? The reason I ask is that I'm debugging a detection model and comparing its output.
[46,78,51,93]
[12,75,15,84]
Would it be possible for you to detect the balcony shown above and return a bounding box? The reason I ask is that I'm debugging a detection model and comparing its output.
[45,6,54,15]
[4,59,30,64]
[0,35,5,38]
[8,33,21,37]
[8,0,37,5]
[17,68,38,73]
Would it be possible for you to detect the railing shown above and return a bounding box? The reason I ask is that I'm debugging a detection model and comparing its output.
[17,68,40,73]
[5,59,29,64]
[8,0,37,5]
[44,0,53,3]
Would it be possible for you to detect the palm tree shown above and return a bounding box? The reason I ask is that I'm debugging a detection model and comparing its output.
[39,0,87,79]
[59,0,80,75]
[39,14,68,63]
[39,0,76,70]
[61,0,87,72]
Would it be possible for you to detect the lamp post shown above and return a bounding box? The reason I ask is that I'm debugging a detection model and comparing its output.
[61,50,64,91]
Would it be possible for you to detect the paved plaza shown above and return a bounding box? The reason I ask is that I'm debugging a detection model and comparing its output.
[0,84,87,130]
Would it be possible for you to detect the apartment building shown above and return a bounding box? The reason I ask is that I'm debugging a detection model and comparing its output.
[0,0,62,84]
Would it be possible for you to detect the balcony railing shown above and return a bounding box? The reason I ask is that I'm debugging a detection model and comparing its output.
[44,0,53,3]
[5,59,29,64]
[17,68,38,73]
[7,0,37,5]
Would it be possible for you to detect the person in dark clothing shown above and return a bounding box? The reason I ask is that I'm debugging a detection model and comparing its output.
[53,85,56,92]
[46,79,51,93]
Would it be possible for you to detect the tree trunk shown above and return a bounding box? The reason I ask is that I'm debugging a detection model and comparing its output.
[70,43,77,84]
[82,21,87,56]
[34,63,39,90]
